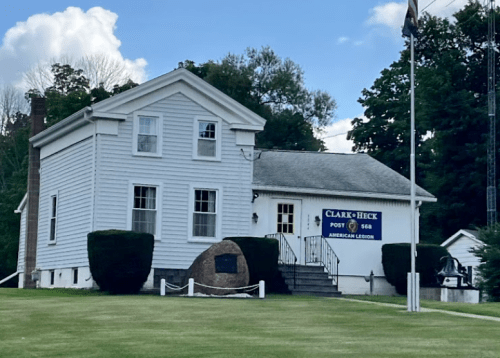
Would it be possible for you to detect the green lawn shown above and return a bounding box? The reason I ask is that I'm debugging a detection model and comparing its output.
[346,294,500,318]
[1,289,499,358]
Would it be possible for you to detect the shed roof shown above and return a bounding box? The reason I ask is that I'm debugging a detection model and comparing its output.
[252,150,436,201]
[441,229,484,248]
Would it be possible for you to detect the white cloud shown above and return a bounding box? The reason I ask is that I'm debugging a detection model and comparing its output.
[367,0,470,35]
[367,2,407,33]
[0,7,147,89]
[337,36,349,44]
[321,117,357,154]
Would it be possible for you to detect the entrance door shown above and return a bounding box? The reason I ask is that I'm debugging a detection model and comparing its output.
[271,199,303,264]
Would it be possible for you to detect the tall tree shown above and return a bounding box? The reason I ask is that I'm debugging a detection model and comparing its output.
[23,54,137,95]
[179,47,336,151]
[348,2,499,243]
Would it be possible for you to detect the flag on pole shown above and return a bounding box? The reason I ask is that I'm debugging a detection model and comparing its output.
[402,0,418,38]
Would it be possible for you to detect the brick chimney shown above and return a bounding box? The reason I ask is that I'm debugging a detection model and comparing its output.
[24,97,46,288]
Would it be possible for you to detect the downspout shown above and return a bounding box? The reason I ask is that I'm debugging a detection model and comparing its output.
[83,106,96,232]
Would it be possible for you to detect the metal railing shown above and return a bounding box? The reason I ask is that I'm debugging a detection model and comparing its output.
[266,233,297,288]
[304,235,340,286]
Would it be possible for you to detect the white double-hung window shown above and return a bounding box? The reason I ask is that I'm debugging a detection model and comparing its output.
[133,112,163,157]
[138,117,157,153]
[132,185,157,235]
[193,116,221,161]
[189,185,222,242]
[193,189,217,237]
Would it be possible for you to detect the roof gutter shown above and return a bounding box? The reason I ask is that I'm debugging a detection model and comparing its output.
[252,185,437,203]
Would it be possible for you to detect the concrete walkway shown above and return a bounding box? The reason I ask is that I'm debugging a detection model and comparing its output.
[332,297,500,322]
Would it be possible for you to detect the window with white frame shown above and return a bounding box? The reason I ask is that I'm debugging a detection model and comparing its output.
[132,186,157,236]
[193,189,217,237]
[133,113,162,157]
[138,117,157,153]
[198,122,216,157]
[49,194,57,242]
[193,117,221,161]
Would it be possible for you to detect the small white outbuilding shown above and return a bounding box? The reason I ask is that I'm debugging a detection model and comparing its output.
[440,229,484,286]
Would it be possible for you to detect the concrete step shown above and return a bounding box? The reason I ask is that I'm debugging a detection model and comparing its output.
[278,263,341,297]
[291,284,342,296]
[291,290,342,297]
[285,277,334,286]
[280,265,327,274]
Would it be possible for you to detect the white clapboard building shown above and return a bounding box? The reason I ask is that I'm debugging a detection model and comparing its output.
[441,229,484,287]
[15,68,436,295]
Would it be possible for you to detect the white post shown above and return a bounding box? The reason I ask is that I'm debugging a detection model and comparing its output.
[259,280,265,299]
[160,278,165,296]
[188,278,194,297]
[408,32,418,313]
[416,273,420,312]
[407,272,412,312]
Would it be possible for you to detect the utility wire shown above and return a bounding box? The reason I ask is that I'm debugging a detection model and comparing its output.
[445,0,458,7]
[422,0,438,13]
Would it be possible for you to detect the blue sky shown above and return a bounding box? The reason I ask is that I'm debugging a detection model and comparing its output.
[0,1,468,152]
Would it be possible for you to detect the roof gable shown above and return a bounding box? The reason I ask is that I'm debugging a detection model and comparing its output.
[441,229,485,248]
[31,68,265,147]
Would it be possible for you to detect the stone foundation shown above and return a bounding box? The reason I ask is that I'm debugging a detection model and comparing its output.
[154,268,189,288]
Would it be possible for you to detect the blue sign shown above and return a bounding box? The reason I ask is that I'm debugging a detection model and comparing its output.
[322,209,382,241]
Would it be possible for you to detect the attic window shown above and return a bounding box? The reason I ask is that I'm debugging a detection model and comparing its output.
[198,122,216,157]
[193,116,221,161]
[138,117,157,153]
[133,112,163,157]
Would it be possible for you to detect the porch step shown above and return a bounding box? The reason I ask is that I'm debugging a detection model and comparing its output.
[278,264,342,297]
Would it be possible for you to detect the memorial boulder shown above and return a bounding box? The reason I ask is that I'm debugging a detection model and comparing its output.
[187,240,249,295]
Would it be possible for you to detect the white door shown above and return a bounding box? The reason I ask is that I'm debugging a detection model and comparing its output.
[271,199,303,264]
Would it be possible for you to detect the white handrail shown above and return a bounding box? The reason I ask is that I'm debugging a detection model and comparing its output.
[0,271,19,285]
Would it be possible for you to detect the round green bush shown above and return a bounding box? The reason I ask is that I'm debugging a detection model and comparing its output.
[223,237,282,292]
[382,243,449,295]
[87,230,154,294]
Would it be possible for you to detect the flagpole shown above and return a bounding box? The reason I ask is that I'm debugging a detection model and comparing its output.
[409,33,419,312]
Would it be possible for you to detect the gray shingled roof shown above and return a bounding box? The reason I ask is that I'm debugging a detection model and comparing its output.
[463,229,479,238]
[252,150,435,200]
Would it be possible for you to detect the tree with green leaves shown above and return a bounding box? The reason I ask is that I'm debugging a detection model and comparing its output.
[473,224,500,301]
[179,46,336,151]
[348,2,499,244]
[0,63,137,286]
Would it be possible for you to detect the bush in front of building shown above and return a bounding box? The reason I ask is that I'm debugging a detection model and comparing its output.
[224,237,286,293]
[87,230,154,294]
[382,243,449,295]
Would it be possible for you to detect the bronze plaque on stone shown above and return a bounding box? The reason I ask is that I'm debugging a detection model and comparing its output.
[215,254,238,274]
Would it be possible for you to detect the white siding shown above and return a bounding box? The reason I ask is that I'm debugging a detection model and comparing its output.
[36,138,93,270]
[94,93,254,269]
[17,208,26,273]
[446,235,483,285]
[252,192,414,277]
[446,236,482,268]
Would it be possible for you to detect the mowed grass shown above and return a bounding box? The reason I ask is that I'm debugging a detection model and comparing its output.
[0,289,499,358]
[346,294,500,318]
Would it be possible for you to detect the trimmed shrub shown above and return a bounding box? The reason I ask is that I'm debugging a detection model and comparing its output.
[382,243,448,295]
[87,230,154,294]
[223,237,285,292]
